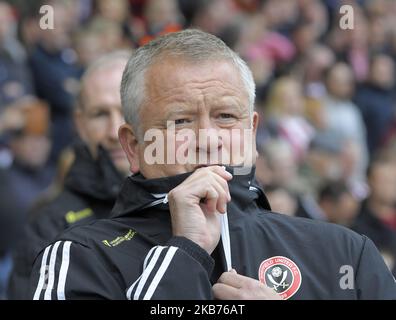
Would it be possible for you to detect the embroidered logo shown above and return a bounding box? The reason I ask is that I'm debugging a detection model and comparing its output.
[102,229,136,247]
[258,256,302,300]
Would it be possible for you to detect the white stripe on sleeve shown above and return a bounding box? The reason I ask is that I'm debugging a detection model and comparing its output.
[133,246,165,300]
[57,241,72,300]
[44,241,62,300]
[126,246,157,300]
[143,246,178,300]
[33,245,52,300]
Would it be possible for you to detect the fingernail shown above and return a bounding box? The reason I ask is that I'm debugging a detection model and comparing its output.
[225,171,233,178]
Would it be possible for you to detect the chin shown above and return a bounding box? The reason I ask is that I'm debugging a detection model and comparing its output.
[114,161,130,176]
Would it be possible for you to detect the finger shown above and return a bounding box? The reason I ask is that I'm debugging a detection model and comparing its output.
[203,186,219,214]
[204,165,233,181]
[217,271,250,288]
[210,172,231,201]
[214,280,282,300]
[195,174,228,214]
[207,177,229,213]
[212,283,241,300]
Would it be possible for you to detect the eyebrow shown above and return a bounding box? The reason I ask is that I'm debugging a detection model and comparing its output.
[86,104,122,112]
[164,106,197,119]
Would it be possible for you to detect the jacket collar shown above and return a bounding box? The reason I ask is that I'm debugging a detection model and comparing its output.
[111,166,271,218]
[64,142,124,201]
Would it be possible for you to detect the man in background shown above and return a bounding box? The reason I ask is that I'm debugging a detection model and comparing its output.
[7,51,130,299]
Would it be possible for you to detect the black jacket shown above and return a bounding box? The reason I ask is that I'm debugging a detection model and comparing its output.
[30,167,396,300]
[8,143,123,299]
[352,201,396,277]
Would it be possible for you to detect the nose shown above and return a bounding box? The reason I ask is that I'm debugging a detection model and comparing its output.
[109,110,124,141]
[196,117,223,156]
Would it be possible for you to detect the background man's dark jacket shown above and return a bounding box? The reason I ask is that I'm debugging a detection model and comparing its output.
[8,143,123,299]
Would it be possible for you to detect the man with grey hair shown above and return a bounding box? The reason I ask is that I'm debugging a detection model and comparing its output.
[8,51,130,299]
[30,30,395,300]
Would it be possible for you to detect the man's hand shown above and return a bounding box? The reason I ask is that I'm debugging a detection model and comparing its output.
[213,270,283,300]
[168,166,232,254]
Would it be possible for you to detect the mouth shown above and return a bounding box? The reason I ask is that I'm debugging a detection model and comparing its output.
[109,148,126,160]
[194,164,224,170]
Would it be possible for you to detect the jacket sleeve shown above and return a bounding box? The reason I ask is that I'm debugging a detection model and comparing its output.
[126,236,215,300]
[8,214,63,300]
[8,226,47,300]
[30,241,125,300]
[355,236,396,299]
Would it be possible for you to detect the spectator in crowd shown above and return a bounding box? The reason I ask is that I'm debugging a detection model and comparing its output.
[7,51,130,299]
[0,97,54,219]
[256,138,300,193]
[260,0,298,33]
[265,184,298,217]
[29,0,82,163]
[298,131,344,200]
[72,25,106,70]
[322,62,369,186]
[354,53,395,156]
[95,0,131,25]
[138,0,183,45]
[352,151,396,276]
[265,77,315,163]
[297,44,335,97]
[0,168,21,300]
[86,17,127,55]
[0,1,34,107]
[191,0,239,37]
[317,180,359,226]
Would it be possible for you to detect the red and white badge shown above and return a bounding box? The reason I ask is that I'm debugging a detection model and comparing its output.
[258,256,302,300]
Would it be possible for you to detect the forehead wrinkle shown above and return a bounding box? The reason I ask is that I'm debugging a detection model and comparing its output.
[148,79,246,107]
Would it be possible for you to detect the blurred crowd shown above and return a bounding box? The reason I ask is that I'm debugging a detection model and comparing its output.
[0,0,396,298]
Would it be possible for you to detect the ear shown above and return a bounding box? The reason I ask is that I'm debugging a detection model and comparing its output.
[252,111,259,162]
[252,111,259,135]
[119,123,140,174]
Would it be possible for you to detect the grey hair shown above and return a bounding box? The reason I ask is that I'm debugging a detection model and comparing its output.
[77,50,132,109]
[120,29,256,134]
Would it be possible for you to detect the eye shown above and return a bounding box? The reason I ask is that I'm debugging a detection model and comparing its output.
[91,110,109,118]
[174,118,192,125]
[219,113,236,119]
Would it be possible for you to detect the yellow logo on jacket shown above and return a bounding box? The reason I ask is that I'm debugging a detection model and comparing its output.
[65,208,93,224]
[102,229,136,247]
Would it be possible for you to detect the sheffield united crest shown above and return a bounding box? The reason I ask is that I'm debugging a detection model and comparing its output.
[258,256,302,300]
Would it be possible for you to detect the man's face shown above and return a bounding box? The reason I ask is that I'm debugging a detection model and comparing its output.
[369,162,396,205]
[76,61,129,175]
[120,57,258,179]
[327,64,354,100]
[370,55,395,89]
[325,194,359,226]
[11,134,51,169]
